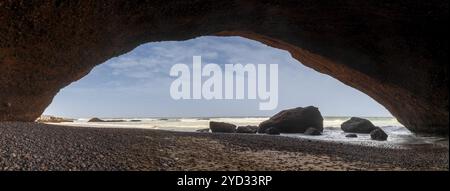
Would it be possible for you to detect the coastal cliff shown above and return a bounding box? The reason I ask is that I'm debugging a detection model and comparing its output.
[0,0,448,135]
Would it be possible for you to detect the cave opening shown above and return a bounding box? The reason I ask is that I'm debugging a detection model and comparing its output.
[42,36,404,133]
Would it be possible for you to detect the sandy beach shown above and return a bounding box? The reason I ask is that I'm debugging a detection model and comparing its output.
[0,122,447,171]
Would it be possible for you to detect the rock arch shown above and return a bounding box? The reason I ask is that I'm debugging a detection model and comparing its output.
[0,0,448,135]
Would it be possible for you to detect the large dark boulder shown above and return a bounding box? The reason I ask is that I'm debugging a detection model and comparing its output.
[258,106,324,134]
[341,117,378,133]
[370,128,388,141]
[236,126,258,134]
[209,121,236,133]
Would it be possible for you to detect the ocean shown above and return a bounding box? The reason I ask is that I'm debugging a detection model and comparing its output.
[56,117,446,148]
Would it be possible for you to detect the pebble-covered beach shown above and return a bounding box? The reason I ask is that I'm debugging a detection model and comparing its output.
[0,122,448,171]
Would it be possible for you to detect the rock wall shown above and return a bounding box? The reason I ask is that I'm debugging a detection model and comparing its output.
[0,0,448,135]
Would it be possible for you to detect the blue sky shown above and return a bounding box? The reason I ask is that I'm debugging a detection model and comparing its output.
[43,36,392,118]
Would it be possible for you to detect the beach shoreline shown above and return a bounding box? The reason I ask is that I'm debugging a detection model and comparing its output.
[0,122,448,171]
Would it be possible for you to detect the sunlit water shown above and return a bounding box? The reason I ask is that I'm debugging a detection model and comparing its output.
[55,117,447,148]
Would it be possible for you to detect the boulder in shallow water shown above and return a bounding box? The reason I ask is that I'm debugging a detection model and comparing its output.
[370,128,388,141]
[345,134,358,138]
[258,106,324,134]
[236,126,258,134]
[304,127,322,136]
[341,117,377,133]
[88,118,125,122]
[265,127,281,135]
[209,121,236,133]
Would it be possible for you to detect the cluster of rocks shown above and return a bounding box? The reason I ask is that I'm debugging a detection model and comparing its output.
[341,117,388,141]
[198,106,389,141]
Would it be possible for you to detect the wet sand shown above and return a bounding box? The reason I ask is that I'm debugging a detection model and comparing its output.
[0,122,448,171]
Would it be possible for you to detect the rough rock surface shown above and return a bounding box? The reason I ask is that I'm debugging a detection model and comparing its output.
[370,128,389,141]
[209,121,236,133]
[341,117,378,134]
[258,106,324,133]
[0,1,448,135]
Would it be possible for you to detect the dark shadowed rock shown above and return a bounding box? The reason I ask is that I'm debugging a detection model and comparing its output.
[209,121,236,133]
[370,128,388,141]
[345,134,358,138]
[265,127,280,135]
[304,127,322,136]
[236,126,258,134]
[196,128,210,133]
[88,118,105,122]
[341,117,377,133]
[258,106,324,134]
